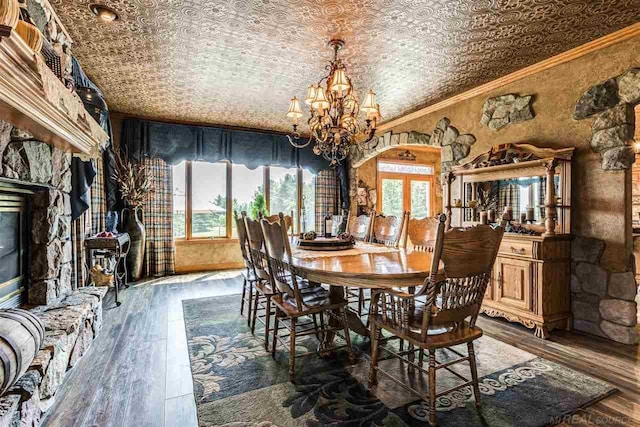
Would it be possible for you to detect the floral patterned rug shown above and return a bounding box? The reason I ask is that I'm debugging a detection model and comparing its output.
[183,294,615,427]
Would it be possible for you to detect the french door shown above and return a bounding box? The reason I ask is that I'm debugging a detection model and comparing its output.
[377,160,436,218]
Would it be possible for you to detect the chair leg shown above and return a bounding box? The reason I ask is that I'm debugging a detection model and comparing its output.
[289,317,297,383]
[428,349,437,427]
[340,308,355,363]
[312,314,320,341]
[264,297,271,351]
[240,277,247,316]
[407,343,415,374]
[358,288,364,316]
[418,349,425,367]
[468,341,481,409]
[251,292,259,334]
[368,322,380,387]
[246,282,253,327]
[271,309,280,358]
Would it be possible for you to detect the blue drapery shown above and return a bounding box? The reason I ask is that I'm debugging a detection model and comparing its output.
[120,118,330,174]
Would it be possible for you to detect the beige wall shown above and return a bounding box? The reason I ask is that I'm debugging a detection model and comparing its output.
[175,240,243,273]
[384,36,640,273]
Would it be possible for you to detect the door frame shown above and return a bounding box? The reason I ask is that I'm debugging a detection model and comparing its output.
[376,159,436,218]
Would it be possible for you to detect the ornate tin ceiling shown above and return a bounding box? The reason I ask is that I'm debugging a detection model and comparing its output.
[53,0,640,133]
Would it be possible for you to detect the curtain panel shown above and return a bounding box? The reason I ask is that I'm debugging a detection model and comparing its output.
[121,118,330,174]
[90,155,107,235]
[315,169,340,232]
[142,158,175,276]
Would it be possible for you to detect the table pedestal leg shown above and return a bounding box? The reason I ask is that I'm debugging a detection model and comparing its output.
[317,285,370,355]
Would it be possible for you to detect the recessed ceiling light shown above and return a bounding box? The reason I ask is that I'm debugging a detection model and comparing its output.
[89,4,119,22]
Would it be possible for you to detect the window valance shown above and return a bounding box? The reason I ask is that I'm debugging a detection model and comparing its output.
[120,118,330,173]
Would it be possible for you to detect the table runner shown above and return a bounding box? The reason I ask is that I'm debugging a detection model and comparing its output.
[290,241,399,259]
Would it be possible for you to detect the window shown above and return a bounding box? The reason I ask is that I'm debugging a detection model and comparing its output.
[269,166,298,232]
[301,169,316,233]
[172,162,315,240]
[192,162,227,238]
[231,164,264,237]
[378,160,435,219]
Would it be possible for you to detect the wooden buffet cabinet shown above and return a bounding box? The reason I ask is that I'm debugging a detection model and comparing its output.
[445,144,574,338]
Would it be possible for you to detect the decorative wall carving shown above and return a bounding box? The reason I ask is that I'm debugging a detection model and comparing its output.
[481,94,535,130]
[51,0,640,132]
[574,68,640,170]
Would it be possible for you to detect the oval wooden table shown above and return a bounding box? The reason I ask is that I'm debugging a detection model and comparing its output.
[288,243,439,343]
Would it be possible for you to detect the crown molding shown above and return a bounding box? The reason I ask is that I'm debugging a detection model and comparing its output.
[376,22,640,133]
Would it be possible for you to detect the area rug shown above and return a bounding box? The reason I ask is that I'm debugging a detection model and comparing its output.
[183,295,616,427]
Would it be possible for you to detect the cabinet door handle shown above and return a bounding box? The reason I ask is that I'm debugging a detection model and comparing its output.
[497,272,503,289]
[510,246,526,255]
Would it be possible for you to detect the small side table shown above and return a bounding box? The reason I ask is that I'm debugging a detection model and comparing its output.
[84,233,131,306]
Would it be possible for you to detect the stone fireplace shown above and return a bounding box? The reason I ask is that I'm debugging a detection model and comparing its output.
[0,121,108,425]
[0,121,74,306]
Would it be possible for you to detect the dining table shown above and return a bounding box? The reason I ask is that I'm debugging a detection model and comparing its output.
[287,239,440,348]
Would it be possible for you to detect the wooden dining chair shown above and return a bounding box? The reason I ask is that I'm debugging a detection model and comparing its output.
[371,212,408,247]
[331,213,347,236]
[263,212,294,234]
[243,212,276,351]
[261,213,354,383]
[368,215,504,426]
[346,211,374,241]
[234,211,259,326]
[343,211,375,316]
[407,216,440,252]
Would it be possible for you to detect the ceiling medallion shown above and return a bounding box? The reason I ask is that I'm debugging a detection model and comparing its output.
[286,39,381,166]
[89,4,119,22]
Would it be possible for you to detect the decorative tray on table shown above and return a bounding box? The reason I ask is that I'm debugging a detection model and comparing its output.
[297,232,355,251]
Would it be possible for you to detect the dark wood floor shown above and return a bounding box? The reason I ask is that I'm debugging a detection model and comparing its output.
[41,272,639,427]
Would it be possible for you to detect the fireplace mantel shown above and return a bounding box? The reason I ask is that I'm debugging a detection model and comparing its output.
[0,28,108,157]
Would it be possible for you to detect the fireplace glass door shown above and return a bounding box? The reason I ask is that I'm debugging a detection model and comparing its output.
[0,192,26,307]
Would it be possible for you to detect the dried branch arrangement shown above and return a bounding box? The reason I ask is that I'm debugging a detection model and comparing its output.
[114,151,154,208]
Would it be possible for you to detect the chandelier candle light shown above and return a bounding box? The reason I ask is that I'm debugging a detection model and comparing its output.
[286,39,381,165]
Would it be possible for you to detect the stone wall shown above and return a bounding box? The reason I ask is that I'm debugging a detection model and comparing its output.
[381,35,640,344]
[0,121,74,306]
[351,118,475,171]
[0,287,107,426]
[571,237,637,343]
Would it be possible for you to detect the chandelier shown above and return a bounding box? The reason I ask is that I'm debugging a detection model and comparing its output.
[286,39,381,166]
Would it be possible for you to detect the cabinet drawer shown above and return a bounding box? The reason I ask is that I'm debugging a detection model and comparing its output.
[499,240,532,258]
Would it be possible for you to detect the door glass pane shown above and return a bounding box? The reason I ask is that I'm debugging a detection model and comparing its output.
[172,162,186,238]
[378,161,433,175]
[270,166,298,232]
[381,178,403,218]
[191,162,227,238]
[301,169,316,233]
[231,164,264,237]
[411,180,431,218]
